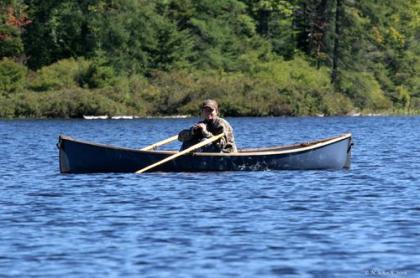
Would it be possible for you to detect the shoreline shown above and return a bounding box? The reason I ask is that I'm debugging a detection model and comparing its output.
[1,112,419,120]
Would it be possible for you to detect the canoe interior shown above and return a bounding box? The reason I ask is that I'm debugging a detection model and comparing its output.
[240,137,340,153]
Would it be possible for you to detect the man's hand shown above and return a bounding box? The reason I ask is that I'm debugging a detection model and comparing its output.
[192,123,207,135]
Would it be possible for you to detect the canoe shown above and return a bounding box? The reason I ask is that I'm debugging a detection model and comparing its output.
[57,133,352,173]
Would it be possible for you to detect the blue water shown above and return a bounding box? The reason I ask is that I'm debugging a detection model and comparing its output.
[0,116,419,277]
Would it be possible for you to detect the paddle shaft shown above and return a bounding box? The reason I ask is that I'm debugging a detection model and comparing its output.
[141,135,178,151]
[136,133,224,174]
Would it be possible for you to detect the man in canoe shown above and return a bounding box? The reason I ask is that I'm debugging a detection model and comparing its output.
[178,99,237,153]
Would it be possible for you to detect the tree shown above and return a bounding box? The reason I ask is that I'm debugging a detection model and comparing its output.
[90,0,194,74]
[360,0,420,107]
[0,0,31,59]
[293,0,334,67]
[22,0,96,69]
[180,0,268,70]
[242,0,297,58]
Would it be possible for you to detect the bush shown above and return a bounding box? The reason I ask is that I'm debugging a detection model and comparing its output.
[254,57,339,115]
[0,58,27,94]
[411,97,420,111]
[96,74,155,116]
[0,95,15,118]
[39,89,124,118]
[0,26,24,58]
[395,86,410,110]
[338,71,392,110]
[13,93,43,118]
[320,93,354,115]
[148,70,297,116]
[0,55,411,118]
[79,56,118,89]
[256,56,332,91]
[29,58,90,91]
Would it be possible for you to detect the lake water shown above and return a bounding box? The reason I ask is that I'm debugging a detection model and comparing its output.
[0,116,419,277]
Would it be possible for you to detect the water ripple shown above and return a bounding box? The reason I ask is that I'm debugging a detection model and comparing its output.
[0,117,420,277]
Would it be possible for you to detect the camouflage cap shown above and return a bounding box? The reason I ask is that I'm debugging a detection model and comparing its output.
[201,99,218,111]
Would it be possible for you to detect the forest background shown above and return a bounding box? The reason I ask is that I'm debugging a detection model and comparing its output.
[0,0,419,118]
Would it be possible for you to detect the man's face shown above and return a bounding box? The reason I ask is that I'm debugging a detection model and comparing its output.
[201,107,217,121]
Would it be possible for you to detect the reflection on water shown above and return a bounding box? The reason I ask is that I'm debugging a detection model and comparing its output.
[0,117,419,277]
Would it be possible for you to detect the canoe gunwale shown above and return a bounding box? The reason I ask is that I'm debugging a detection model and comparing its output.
[58,133,352,157]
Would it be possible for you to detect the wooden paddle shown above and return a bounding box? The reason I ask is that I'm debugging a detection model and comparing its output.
[141,135,178,151]
[136,133,224,174]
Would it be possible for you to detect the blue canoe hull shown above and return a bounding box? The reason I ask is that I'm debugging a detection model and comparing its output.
[58,133,352,173]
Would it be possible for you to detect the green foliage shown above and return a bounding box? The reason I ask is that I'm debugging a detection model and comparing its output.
[0,89,127,118]
[29,58,90,91]
[256,56,331,90]
[185,0,269,71]
[339,71,392,110]
[22,1,94,69]
[244,0,297,57]
[13,92,43,117]
[0,58,26,93]
[95,73,152,116]
[81,57,117,89]
[320,92,354,115]
[395,86,410,110]
[39,89,124,118]
[0,94,15,117]
[255,56,356,115]
[0,0,418,118]
[142,64,352,116]
[0,0,29,58]
[85,0,195,75]
[0,25,24,57]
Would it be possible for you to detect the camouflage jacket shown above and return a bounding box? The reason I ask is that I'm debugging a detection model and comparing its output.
[178,117,237,153]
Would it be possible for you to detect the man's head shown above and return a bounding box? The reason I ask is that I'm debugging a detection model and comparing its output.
[201,99,218,121]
